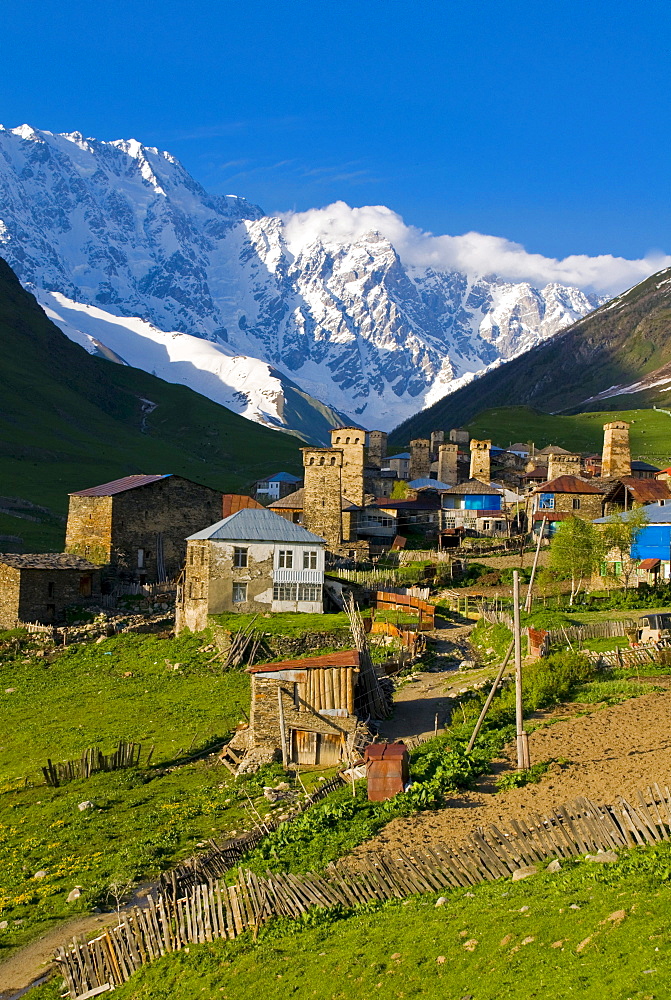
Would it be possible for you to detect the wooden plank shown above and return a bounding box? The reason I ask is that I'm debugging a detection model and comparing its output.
[635,789,663,841]
[469,831,511,878]
[618,796,658,845]
[228,885,245,934]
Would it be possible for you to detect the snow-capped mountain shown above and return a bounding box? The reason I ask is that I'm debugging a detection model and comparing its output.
[0,125,602,431]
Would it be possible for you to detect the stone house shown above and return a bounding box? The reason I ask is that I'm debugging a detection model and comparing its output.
[441,479,508,536]
[382,452,411,480]
[267,488,360,539]
[176,508,326,633]
[247,650,361,766]
[598,477,671,515]
[0,553,101,629]
[65,474,223,583]
[531,475,604,535]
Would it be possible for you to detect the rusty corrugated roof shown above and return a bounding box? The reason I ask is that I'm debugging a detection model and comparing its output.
[70,475,172,497]
[222,494,264,517]
[533,475,602,494]
[248,650,360,674]
[621,477,671,503]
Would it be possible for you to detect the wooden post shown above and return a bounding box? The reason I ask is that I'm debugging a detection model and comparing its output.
[277,685,288,768]
[513,571,530,770]
[524,522,544,613]
[466,639,514,753]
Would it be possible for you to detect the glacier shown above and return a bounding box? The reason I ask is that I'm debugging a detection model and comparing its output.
[0,124,603,433]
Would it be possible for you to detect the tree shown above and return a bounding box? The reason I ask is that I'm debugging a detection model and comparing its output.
[602,507,649,590]
[549,518,605,605]
[390,479,409,499]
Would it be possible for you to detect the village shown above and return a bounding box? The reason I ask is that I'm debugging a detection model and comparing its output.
[2,416,671,998]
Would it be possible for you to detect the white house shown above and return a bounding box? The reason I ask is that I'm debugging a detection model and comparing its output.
[176,508,326,632]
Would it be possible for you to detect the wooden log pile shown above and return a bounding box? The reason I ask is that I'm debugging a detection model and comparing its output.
[56,782,671,998]
[343,593,393,719]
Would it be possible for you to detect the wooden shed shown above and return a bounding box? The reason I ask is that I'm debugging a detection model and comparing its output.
[247,650,361,766]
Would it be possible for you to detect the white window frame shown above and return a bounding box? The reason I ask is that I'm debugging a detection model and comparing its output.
[233,546,248,568]
[303,549,318,569]
[278,549,294,568]
[232,582,247,603]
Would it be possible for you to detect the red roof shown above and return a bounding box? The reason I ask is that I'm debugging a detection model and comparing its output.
[70,474,171,497]
[248,650,360,674]
[534,475,602,494]
[620,478,671,502]
[639,558,661,570]
[222,494,263,517]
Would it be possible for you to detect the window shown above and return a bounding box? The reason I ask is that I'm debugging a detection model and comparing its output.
[79,575,92,598]
[303,549,318,569]
[47,581,55,597]
[572,497,581,510]
[482,521,490,531]
[233,546,248,568]
[232,582,247,603]
[538,493,555,511]
[298,583,321,602]
[137,548,145,568]
[273,582,297,601]
[278,549,293,568]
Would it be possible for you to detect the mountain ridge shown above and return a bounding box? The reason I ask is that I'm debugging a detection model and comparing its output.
[0,124,604,431]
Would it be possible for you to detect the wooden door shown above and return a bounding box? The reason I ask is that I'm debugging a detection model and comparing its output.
[292,729,317,765]
[316,733,342,766]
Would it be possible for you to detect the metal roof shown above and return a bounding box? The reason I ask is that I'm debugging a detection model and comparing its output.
[536,444,571,455]
[407,478,455,490]
[267,488,357,511]
[187,508,326,543]
[444,478,502,495]
[594,501,671,524]
[70,474,172,497]
[533,475,602,494]
[248,650,360,674]
[0,553,101,570]
[385,452,411,460]
[631,461,661,472]
[257,471,302,483]
[222,494,264,517]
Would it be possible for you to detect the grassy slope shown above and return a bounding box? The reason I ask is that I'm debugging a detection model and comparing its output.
[0,258,304,545]
[461,404,671,464]
[392,265,671,441]
[37,841,671,1000]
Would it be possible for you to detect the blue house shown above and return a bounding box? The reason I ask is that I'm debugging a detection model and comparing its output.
[441,479,507,536]
[254,471,303,502]
[594,500,671,582]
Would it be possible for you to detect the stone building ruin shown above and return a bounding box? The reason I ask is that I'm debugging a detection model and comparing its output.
[602,421,632,478]
[469,439,491,483]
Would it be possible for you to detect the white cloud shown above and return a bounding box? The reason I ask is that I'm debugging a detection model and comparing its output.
[279,201,671,297]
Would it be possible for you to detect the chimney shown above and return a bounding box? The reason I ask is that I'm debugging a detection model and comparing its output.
[602,421,631,478]
[469,439,491,483]
[437,443,458,485]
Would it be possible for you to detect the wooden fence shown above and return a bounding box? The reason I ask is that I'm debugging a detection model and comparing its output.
[544,619,637,648]
[584,644,671,669]
[374,591,436,630]
[42,742,145,787]
[55,782,671,998]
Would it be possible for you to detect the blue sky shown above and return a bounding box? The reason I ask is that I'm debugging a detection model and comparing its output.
[1,0,670,259]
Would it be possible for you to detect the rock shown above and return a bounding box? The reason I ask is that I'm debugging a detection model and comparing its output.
[585,850,618,863]
[463,939,478,951]
[546,859,562,872]
[521,936,535,945]
[458,660,477,670]
[4,688,15,694]
[512,866,537,881]
[0,921,7,930]
[435,897,447,907]
[499,934,512,946]
[604,909,626,925]
[67,888,81,902]
[390,952,401,960]
[436,956,446,964]
[576,935,592,953]
[78,800,94,811]
[569,904,581,910]
[33,870,47,879]
[551,940,564,948]
[519,906,529,912]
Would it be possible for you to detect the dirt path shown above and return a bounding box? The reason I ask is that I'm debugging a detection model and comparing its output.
[348,686,671,863]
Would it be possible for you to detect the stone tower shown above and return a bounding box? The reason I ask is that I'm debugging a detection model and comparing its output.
[547,452,581,481]
[430,430,444,459]
[367,430,387,470]
[469,439,491,482]
[410,439,431,481]
[437,443,458,485]
[602,421,631,478]
[301,448,343,548]
[330,427,365,506]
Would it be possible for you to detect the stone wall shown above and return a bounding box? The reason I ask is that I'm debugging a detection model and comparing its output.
[547,453,581,480]
[430,430,444,459]
[176,539,210,633]
[0,563,20,629]
[545,492,604,520]
[602,421,631,478]
[410,439,431,480]
[65,495,114,565]
[470,440,491,482]
[250,675,357,759]
[302,448,343,548]
[367,430,387,469]
[437,443,458,485]
[331,427,365,507]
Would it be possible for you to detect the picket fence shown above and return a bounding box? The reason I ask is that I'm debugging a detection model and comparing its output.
[544,619,637,648]
[55,782,671,998]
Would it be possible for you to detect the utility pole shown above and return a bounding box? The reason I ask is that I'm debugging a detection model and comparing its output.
[524,521,545,613]
[513,570,531,770]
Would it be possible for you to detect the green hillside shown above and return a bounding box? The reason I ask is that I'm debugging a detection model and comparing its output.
[393,266,671,439]
[0,258,304,550]
[463,405,671,465]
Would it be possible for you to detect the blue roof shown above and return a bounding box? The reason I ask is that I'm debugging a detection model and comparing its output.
[263,471,302,483]
[408,478,454,490]
[187,508,326,544]
[386,452,411,460]
[594,501,671,524]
